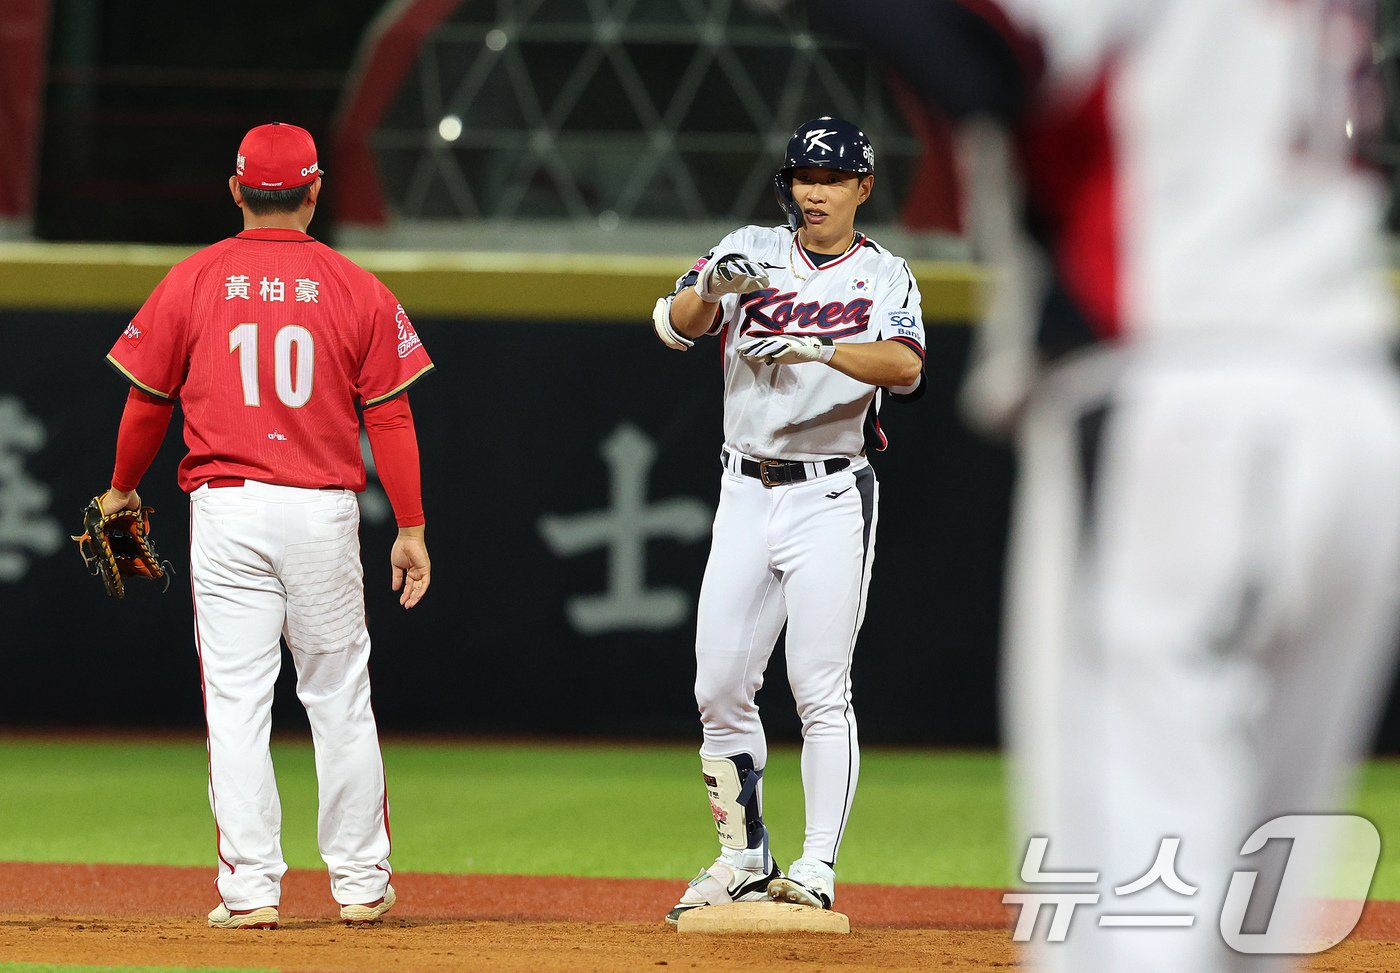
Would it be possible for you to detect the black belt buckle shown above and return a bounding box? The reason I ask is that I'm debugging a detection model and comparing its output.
[759,459,786,487]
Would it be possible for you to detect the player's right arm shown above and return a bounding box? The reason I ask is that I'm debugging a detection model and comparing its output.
[653,233,769,348]
[99,387,176,516]
[100,262,193,515]
[107,268,191,401]
[668,287,722,341]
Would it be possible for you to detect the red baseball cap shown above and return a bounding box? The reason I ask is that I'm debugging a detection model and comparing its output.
[235,122,322,190]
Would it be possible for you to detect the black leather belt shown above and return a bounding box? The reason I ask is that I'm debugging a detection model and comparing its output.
[722,448,851,488]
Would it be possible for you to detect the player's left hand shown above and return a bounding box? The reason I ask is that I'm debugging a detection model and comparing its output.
[737,333,835,365]
[391,526,431,609]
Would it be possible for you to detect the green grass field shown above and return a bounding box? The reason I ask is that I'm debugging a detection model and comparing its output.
[3,736,1400,897]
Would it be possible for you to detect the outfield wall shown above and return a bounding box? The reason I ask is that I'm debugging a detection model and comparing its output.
[2,244,1397,751]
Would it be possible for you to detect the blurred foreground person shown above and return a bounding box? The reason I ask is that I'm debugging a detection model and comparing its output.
[805,0,1400,969]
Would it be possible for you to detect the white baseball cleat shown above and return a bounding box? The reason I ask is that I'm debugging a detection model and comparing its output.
[665,852,782,924]
[768,857,835,909]
[207,903,279,929]
[340,883,396,925]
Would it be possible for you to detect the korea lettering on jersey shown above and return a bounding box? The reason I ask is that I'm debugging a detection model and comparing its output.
[670,224,925,461]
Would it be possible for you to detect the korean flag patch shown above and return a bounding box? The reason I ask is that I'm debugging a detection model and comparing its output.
[847,277,873,295]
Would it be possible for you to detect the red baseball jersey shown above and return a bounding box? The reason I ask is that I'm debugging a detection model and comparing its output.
[107,228,434,492]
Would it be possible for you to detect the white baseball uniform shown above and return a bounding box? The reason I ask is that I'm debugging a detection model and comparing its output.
[805,0,1400,963]
[662,224,925,867]
[921,1,1400,970]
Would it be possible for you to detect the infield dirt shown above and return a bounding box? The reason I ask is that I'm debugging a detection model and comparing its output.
[2,862,1399,971]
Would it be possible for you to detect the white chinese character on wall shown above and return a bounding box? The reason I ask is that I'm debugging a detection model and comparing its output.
[0,397,63,582]
[538,423,711,634]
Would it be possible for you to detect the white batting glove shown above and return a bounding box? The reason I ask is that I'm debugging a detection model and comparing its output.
[695,252,769,302]
[737,333,835,365]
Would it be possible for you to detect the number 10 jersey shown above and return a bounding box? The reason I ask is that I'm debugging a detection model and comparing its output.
[107,227,434,492]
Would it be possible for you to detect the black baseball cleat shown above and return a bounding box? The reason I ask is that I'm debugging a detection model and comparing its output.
[665,857,783,924]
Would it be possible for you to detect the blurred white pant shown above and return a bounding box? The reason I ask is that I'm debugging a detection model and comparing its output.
[1005,344,1400,973]
[189,479,391,909]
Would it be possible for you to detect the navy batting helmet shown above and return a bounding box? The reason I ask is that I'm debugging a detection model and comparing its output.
[773,116,875,231]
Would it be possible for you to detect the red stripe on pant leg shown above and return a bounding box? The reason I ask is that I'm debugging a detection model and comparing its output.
[376,730,392,881]
[381,765,392,850]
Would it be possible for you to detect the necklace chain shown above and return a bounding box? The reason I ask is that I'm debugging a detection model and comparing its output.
[790,236,807,281]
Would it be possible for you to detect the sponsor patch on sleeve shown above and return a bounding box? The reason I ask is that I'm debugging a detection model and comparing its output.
[395,304,422,358]
[122,321,145,347]
[885,309,923,344]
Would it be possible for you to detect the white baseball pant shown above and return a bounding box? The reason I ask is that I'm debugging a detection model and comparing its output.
[1005,344,1400,973]
[694,453,878,864]
[189,479,391,909]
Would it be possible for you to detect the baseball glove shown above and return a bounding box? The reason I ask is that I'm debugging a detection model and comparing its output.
[71,495,173,599]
